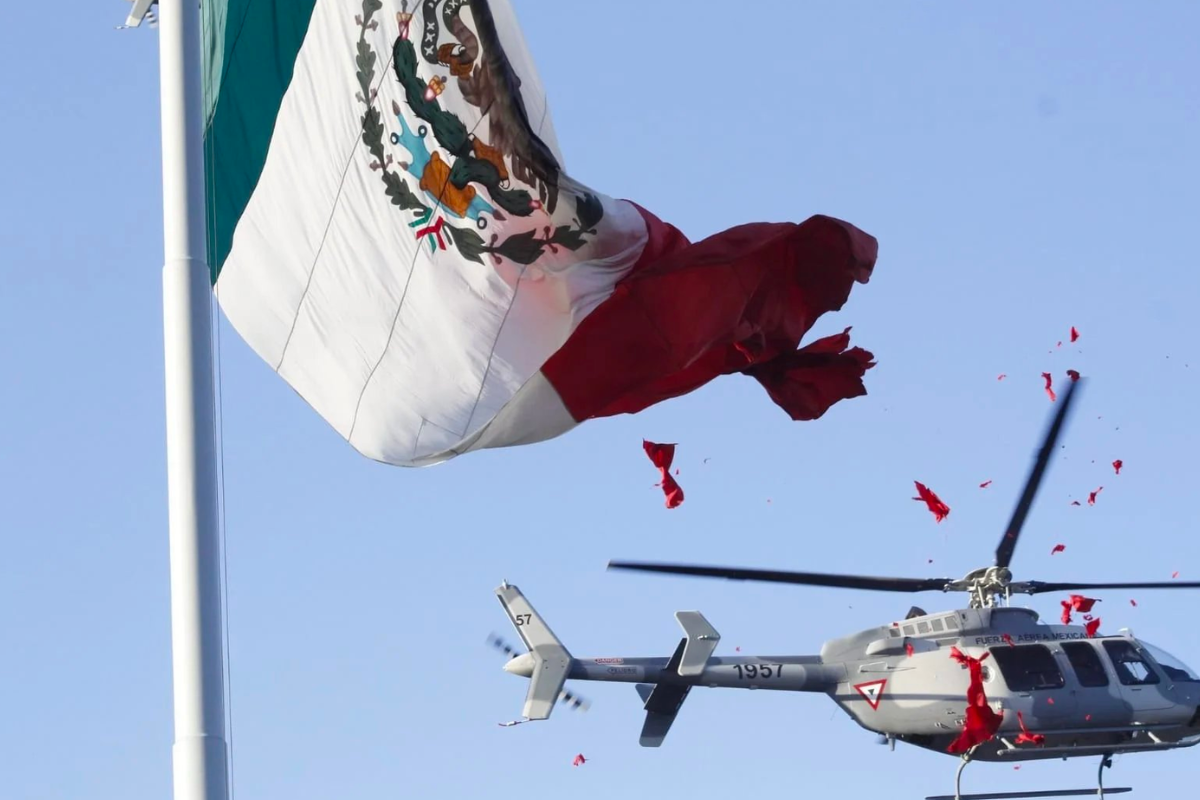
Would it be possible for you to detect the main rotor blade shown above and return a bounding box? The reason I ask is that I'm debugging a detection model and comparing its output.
[1011,580,1200,595]
[608,561,954,593]
[994,377,1082,570]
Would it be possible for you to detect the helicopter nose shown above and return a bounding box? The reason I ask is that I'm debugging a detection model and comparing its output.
[503,652,534,677]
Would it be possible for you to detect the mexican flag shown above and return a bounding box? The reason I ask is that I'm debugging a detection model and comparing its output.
[203,0,879,467]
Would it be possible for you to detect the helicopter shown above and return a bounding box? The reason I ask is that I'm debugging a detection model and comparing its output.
[492,378,1200,799]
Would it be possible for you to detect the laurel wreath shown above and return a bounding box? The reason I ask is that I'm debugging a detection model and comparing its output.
[354,0,603,266]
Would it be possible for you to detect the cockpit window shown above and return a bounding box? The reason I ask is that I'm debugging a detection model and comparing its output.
[1140,641,1200,682]
[1102,640,1161,686]
[988,644,1065,691]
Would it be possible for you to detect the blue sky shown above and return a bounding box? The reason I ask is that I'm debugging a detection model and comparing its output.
[2,1,1199,797]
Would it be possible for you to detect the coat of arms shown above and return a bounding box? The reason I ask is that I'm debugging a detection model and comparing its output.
[354,0,605,268]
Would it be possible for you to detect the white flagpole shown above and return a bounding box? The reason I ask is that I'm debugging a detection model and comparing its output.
[157,1,231,798]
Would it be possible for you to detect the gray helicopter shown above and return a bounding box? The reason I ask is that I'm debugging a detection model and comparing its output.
[492,379,1200,799]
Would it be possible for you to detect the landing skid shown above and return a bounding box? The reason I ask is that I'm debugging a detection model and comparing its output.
[926,753,1130,800]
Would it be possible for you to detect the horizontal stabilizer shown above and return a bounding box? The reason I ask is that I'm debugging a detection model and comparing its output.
[674,611,719,677]
[496,583,572,721]
[926,789,1131,800]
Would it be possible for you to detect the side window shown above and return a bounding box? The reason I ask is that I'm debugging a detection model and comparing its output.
[1102,640,1161,686]
[988,644,1065,691]
[1062,642,1109,687]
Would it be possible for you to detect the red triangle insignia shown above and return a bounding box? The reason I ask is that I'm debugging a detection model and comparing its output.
[853,679,887,711]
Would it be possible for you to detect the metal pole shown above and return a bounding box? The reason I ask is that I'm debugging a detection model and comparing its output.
[158,0,230,798]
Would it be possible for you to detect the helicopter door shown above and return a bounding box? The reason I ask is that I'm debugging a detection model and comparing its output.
[1101,639,1173,712]
[987,644,1077,723]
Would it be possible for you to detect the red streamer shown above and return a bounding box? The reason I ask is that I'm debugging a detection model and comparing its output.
[913,481,950,523]
[643,440,684,509]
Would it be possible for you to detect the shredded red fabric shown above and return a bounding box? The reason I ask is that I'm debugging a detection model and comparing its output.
[1083,614,1094,621]
[1001,633,1015,647]
[905,642,914,658]
[946,648,1003,754]
[643,440,684,508]
[1112,459,1123,475]
[740,327,877,422]
[572,753,587,767]
[1060,601,1073,625]
[1070,595,1099,613]
[1130,599,1138,607]
[979,480,992,488]
[997,374,1007,381]
[542,213,879,424]
[1066,369,1081,382]
[1070,326,1080,343]
[1051,544,1065,555]
[1015,711,1046,746]
[913,481,951,523]
[1088,487,1103,505]
[1042,372,1056,402]
[1085,618,1101,638]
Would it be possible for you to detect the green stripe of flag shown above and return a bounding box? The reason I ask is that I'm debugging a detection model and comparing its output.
[203,0,319,283]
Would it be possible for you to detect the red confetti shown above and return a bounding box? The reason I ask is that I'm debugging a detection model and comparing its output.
[1060,601,1073,625]
[643,441,684,509]
[1001,633,1015,647]
[1066,369,1081,382]
[979,480,992,488]
[1173,571,1180,579]
[1112,459,1123,475]
[1070,500,1082,506]
[997,374,1007,381]
[1015,711,1045,746]
[1084,618,1101,638]
[946,649,1003,754]
[1047,697,1055,705]
[1088,487,1103,505]
[735,646,741,652]
[572,754,587,767]
[1042,372,1056,402]
[1130,599,1138,607]
[1050,543,1066,555]
[1070,595,1099,613]
[913,481,951,523]
[905,643,914,658]
[1085,714,1092,721]
[1056,341,1063,348]
[1070,326,1080,343]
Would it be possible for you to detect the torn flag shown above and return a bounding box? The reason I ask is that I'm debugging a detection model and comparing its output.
[201,0,879,467]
